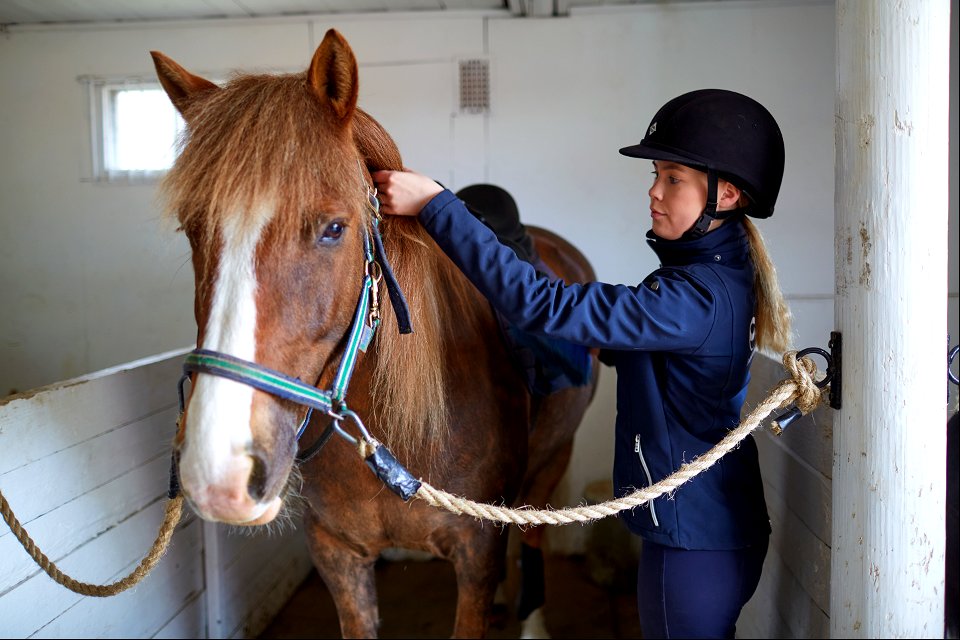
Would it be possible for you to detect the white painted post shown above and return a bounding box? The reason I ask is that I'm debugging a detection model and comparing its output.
[834,1,951,638]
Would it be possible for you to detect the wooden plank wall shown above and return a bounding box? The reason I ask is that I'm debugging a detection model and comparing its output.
[0,348,838,638]
[0,350,314,638]
[738,353,833,638]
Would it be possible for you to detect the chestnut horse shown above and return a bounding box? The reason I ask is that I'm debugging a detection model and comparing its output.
[153,29,598,638]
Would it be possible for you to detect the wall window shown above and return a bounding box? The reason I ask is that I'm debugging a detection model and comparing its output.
[84,76,186,182]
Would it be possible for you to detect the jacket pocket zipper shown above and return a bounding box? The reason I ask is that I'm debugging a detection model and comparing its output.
[634,434,659,527]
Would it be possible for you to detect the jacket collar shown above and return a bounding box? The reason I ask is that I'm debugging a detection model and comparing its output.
[646,216,751,268]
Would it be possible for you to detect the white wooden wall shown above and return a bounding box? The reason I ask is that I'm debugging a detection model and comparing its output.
[0,335,875,640]
[0,350,314,638]
[0,349,839,640]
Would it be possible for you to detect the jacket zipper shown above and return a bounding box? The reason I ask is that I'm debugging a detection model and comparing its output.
[634,434,659,527]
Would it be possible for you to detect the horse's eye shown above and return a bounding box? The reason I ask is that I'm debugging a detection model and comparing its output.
[318,221,345,245]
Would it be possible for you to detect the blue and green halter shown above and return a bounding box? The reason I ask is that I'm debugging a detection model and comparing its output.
[173,185,421,501]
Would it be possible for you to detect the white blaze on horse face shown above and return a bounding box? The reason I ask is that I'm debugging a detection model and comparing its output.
[181,211,272,523]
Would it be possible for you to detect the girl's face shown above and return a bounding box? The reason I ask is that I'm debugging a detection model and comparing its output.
[647,161,711,240]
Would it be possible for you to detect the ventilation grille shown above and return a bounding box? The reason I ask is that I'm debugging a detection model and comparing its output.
[458,59,489,113]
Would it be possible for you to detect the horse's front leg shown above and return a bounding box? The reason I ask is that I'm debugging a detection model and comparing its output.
[448,525,509,639]
[303,509,380,638]
[513,441,576,639]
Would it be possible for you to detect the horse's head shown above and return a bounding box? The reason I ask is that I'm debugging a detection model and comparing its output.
[153,29,403,525]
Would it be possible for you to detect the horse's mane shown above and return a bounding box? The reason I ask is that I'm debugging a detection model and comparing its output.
[371,219,487,461]
[353,111,489,460]
[160,70,484,459]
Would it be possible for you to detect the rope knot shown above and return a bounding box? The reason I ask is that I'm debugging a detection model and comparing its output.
[782,350,823,414]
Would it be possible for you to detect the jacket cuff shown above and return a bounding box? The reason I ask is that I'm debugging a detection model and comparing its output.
[418,188,460,225]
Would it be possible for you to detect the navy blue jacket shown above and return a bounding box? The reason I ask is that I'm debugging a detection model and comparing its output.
[419,189,770,550]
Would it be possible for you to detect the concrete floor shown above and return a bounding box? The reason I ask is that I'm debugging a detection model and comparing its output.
[259,553,642,639]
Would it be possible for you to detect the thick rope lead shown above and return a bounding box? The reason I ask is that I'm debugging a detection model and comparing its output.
[0,351,823,596]
[0,492,183,597]
[413,351,824,526]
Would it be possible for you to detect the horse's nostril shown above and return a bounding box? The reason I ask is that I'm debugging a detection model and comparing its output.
[247,454,269,501]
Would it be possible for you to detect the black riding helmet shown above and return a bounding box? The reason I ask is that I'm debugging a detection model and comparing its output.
[619,88,785,236]
[456,184,536,260]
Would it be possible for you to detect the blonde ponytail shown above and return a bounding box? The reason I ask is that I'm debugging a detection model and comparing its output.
[741,217,792,356]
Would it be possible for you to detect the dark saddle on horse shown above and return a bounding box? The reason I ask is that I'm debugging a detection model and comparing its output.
[457,185,593,397]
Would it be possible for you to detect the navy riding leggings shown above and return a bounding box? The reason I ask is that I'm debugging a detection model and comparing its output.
[636,538,768,639]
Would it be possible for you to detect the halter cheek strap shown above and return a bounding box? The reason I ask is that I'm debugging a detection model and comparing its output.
[367,190,413,334]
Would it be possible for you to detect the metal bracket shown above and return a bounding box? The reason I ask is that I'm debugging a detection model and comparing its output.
[949,341,958,405]
[949,342,959,387]
[828,331,842,410]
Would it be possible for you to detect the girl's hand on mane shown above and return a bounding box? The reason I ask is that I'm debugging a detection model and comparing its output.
[373,169,443,217]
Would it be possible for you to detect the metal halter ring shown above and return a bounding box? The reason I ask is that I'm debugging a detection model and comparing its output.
[367,259,383,283]
[796,347,834,389]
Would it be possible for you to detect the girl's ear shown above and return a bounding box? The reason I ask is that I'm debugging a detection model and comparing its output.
[717,180,743,211]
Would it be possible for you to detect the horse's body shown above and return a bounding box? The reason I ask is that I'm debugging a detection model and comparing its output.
[153,29,598,638]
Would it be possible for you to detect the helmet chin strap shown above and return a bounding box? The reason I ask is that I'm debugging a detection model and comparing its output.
[683,168,737,239]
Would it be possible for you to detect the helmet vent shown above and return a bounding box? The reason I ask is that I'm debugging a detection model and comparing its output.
[458,58,490,113]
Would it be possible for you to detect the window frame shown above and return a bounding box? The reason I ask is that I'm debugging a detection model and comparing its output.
[81,74,187,184]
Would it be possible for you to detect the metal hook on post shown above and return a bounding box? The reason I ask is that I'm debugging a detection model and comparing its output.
[771,334,842,434]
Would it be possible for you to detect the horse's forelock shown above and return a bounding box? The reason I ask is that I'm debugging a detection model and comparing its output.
[161,71,364,245]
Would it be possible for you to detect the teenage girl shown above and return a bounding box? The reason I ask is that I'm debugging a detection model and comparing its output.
[373,88,792,639]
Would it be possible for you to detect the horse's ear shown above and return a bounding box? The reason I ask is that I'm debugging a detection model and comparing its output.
[150,51,219,117]
[354,108,403,172]
[308,29,359,123]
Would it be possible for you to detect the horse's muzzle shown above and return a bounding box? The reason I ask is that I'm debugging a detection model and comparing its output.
[177,448,282,525]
